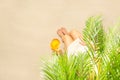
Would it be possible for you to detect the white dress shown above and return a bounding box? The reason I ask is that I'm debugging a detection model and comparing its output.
[67,38,88,56]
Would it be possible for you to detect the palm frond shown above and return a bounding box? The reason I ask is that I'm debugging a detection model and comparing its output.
[42,16,120,80]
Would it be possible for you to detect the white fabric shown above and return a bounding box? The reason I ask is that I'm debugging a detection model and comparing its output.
[67,38,88,56]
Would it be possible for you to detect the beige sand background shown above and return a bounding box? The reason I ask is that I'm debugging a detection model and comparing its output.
[0,0,120,80]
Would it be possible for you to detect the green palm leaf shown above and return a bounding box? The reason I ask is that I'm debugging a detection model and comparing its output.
[42,16,120,80]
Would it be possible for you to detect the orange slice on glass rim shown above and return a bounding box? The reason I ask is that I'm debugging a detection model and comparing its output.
[50,38,60,51]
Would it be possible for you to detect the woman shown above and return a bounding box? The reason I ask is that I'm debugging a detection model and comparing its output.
[57,27,88,56]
